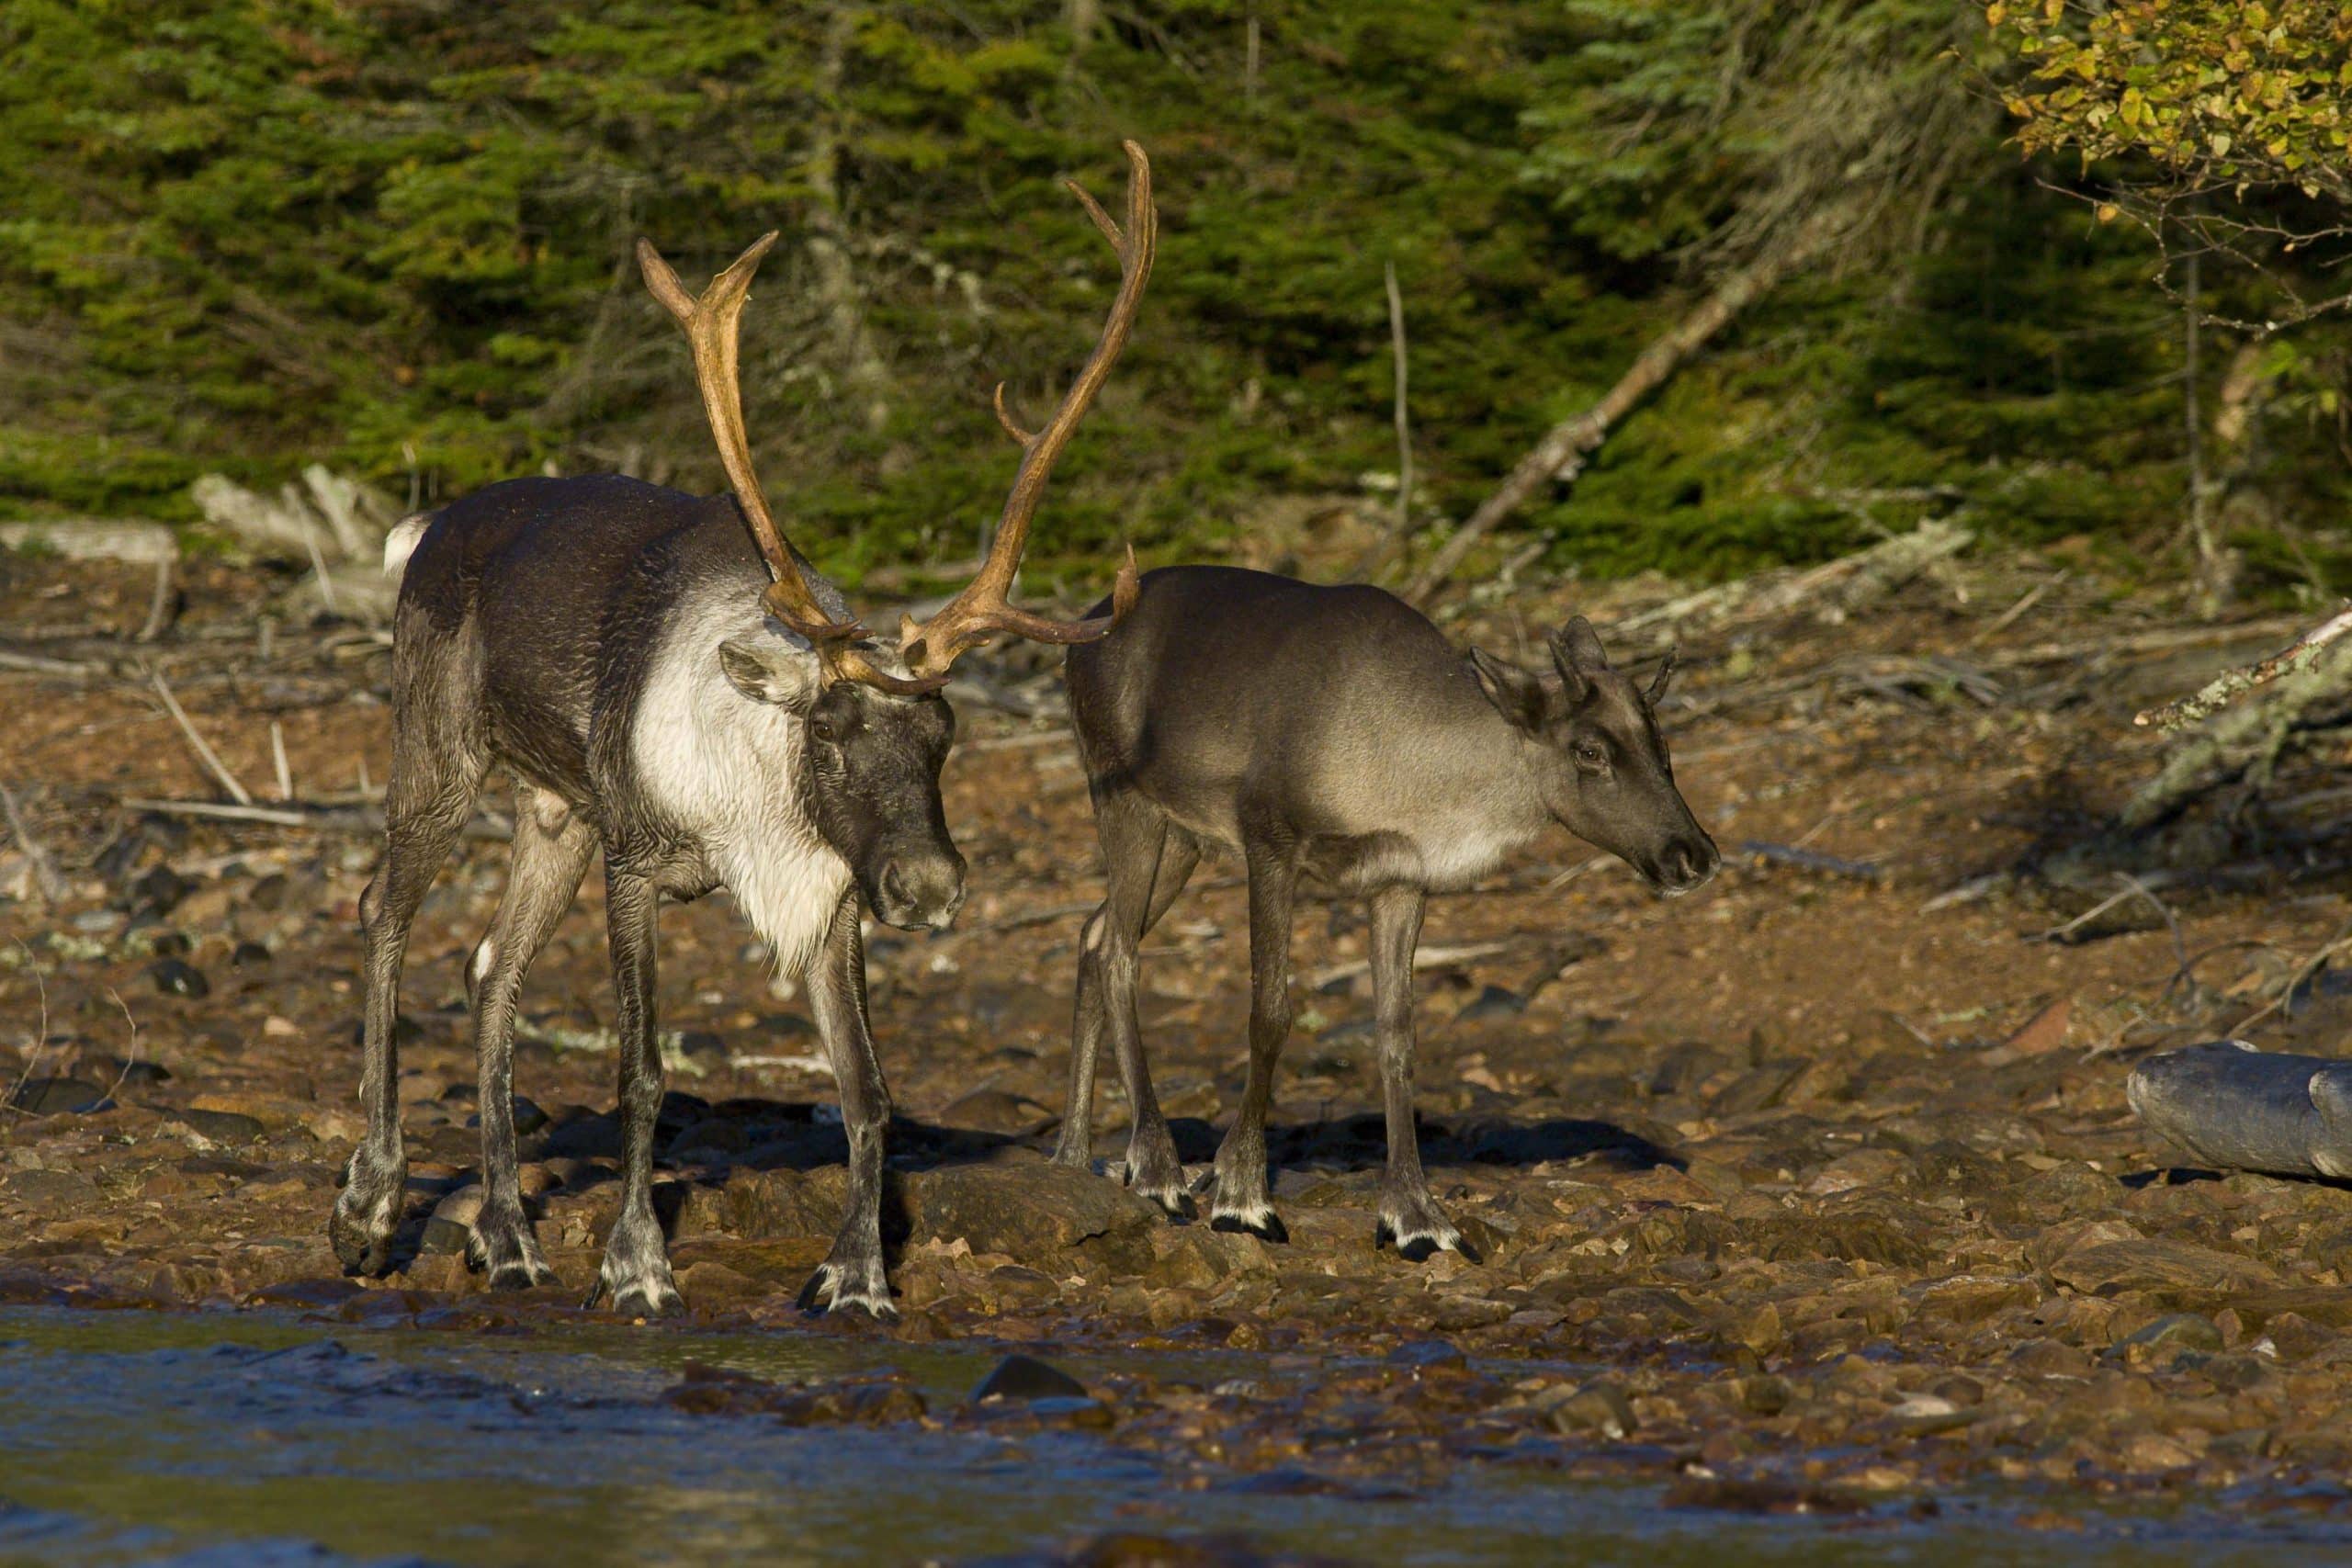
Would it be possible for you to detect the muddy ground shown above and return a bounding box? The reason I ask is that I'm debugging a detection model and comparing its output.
[7,541,2352,1540]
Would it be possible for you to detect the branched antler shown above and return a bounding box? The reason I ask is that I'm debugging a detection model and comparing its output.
[640,139,1156,694]
[899,141,1153,679]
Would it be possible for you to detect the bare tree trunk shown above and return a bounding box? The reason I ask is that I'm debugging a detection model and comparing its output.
[809,8,891,432]
[1065,0,1100,49]
[2180,236,2235,615]
[1408,240,1805,603]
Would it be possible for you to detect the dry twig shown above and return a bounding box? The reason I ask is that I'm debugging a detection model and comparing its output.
[146,667,254,806]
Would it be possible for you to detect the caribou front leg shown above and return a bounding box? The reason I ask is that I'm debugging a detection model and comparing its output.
[585,864,683,1317]
[1367,886,1476,1262]
[796,889,897,1319]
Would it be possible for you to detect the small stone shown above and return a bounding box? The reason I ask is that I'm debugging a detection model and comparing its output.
[149,958,209,999]
[1546,1381,1637,1439]
[1930,1374,1984,1406]
[1888,1394,1976,1437]
[230,941,272,969]
[2112,1313,2223,1363]
[422,1186,483,1256]
[143,929,192,958]
[970,1353,1088,1404]
[1741,1374,1793,1415]
[1387,1339,1468,1372]
[127,864,188,918]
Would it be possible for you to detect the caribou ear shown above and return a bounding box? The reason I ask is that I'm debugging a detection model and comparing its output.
[1469,648,1550,734]
[1547,616,1611,704]
[1647,647,1678,705]
[718,635,820,710]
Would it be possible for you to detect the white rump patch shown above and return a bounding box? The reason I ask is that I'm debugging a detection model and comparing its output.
[383,514,431,579]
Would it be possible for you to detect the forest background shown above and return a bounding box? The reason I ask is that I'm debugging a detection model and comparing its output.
[4,0,2346,604]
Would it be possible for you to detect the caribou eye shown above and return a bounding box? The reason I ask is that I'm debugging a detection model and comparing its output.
[808,717,840,746]
[1573,741,1608,773]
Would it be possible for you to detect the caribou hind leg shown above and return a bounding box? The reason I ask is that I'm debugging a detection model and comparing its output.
[1208,833,1297,1243]
[584,863,683,1317]
[1366,886,1476,1263]
[331,677,485,1277]
[797,890,897,1317]
[465,785,594,1291]
[1056,793,1199,1219]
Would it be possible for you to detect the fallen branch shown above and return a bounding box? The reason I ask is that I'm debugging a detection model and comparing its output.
[1409,238,1812,603]
[2133,604,2352,733]
[146,668,253,807]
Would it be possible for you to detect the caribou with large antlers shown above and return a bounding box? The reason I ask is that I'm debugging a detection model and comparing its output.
[328,142,1156,1319]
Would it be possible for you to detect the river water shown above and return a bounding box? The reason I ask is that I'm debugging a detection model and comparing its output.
[0,1305,2341,1566]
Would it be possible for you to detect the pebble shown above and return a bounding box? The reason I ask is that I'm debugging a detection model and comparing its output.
[149,958,209,998]
[1544,1381,1637,1438]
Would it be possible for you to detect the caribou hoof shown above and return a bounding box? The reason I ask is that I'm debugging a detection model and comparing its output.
[329,1155,406,1277]
[1375,1206,1481,1265]
[796,1258,898,1321]
[469,1211,560,1291]
[1210,1205,1289,1244]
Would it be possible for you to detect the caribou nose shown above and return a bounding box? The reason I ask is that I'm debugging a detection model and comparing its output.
[878,856,966,931]
[1664,837,1721,894]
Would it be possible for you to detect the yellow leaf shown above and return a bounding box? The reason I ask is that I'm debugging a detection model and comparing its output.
[2120,88,2146,127]
[1985,1,2006,23]
[2096,202,2120,222]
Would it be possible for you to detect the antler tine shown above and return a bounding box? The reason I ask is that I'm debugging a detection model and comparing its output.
[990,382,1037,446]
[637,233,880,667]
[902,140,1156,679]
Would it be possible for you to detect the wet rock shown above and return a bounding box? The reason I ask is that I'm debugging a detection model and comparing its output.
[1920,1274,2041,1325]
[8,1077,108,1115]
[1387,1339,1468,1372]
[2048,1238,2281,1297]
[148,958,209,998]
[970,1352,1088,1404]
[1540,1381,1637,1438]
[1740,1374,1793,1415]
[247,1277,368,1308]
[230,941,272,970]
[2110,1313,2224,1363]
[1887,1394,1976,1437]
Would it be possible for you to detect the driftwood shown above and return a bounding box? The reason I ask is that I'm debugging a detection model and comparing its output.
[1616,519,1973,641]
[190,467,402,623]
[2130,1041,2352,1180]
[0,520,178,566]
